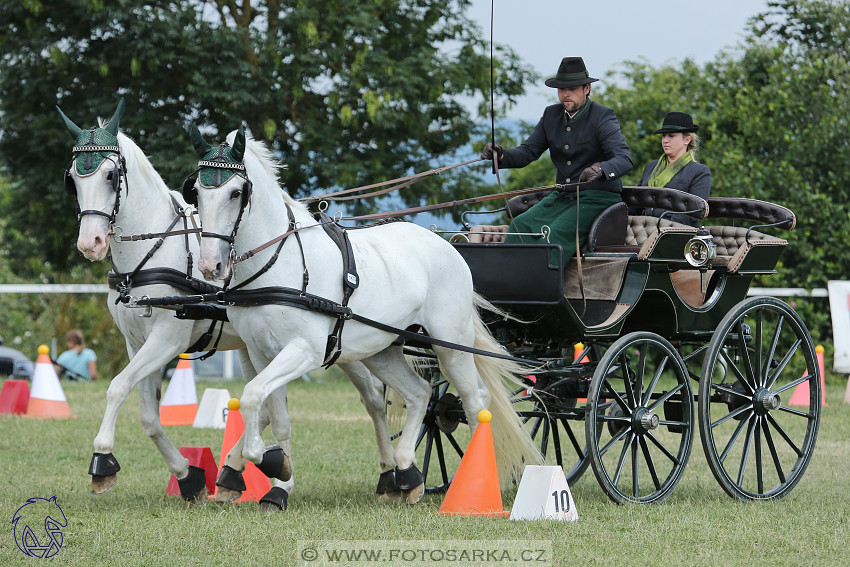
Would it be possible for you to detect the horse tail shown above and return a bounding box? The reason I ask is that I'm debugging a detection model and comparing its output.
[472,293,542,487]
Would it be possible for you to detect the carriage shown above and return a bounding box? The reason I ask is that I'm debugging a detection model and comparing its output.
[59,106,819,508]
[408,185,820,504]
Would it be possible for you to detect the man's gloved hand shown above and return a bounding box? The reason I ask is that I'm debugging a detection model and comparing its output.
[481,143,504,161]
[579,162,604,183]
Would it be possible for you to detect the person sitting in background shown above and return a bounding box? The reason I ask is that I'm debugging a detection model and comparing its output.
[55,329,98,381]
[638,111,711,226]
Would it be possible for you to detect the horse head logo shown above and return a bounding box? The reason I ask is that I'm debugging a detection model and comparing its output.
[11,496,67,558]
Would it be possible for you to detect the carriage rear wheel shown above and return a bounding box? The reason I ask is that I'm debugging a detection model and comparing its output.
[698,296,820,501]
[586,332,693,504]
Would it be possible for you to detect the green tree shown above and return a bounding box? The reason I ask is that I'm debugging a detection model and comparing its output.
[0,0,533,272]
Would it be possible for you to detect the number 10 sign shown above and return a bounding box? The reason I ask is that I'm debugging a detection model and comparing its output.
[510,465,579,522]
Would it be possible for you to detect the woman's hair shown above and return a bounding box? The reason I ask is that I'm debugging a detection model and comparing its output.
[685,132,701,161]
[64,329,85,347]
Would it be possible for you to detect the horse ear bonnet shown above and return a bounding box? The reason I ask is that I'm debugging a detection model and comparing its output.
[182,176,198,206]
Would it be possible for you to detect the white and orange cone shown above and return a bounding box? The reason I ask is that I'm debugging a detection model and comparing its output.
[27,345,72,419]
[160,354,198,426]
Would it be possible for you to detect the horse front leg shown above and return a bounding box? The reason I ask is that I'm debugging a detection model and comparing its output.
[90,332,187,495]
[239,340,319,464]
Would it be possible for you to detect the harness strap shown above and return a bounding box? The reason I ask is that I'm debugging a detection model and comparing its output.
[316,212,360,367]
[136,287,538,366]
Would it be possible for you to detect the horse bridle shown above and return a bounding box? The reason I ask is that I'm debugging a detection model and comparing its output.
[181,146,253,246]
[65,140,128,224]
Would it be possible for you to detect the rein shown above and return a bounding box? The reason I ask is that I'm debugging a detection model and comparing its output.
[340,181,582,222]
[302,158,482,203]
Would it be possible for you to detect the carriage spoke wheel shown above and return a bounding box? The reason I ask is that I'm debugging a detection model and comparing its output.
[522,406,592,486]
[699,297,820,501]
[413,378,470,495]
[586,332,693,504]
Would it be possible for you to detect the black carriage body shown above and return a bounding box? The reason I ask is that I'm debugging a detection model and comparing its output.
[415,188,820,504]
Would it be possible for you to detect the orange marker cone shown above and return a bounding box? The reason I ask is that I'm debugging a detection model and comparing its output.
[574,343,589,403]
[789,345,827,407]
[211,398,271,502]
[27,345,72,419]
[573,343,590,363]
[438,410,508,517]
[160,354,198,425]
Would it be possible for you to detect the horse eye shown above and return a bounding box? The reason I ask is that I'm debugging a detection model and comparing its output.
[106,170,114,180]
[230,189,242,200]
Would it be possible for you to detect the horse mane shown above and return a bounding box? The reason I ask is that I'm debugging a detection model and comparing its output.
[226,129,308,216]
[108,126,172,199]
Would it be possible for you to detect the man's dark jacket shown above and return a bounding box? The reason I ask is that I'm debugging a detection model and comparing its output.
[500,100,633,192]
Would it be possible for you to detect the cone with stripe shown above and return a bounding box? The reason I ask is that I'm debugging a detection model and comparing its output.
[160,354,198,425]
[27,345,72,418]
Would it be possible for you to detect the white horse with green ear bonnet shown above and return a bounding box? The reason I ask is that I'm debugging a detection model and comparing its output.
[57,100,397,510]
[186,125,542,501]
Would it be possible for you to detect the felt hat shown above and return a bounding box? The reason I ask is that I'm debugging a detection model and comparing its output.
[654,112,699,134]
[544,57,599,88]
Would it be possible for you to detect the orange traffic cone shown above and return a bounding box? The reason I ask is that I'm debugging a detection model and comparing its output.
[789,345,827,407]
[211,398,271,502]
[438,410,508,517]
[160,354,198,425]
[27,345,72,419]
[574,343,590,363]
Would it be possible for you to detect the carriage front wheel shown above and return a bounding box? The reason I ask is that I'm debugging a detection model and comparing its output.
[586,332,693,504]
[698,296,820,501]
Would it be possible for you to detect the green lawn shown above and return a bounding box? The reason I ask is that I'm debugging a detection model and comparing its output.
[1,372,849,566]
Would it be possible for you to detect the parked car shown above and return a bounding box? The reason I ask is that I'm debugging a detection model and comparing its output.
[0,337,34,380]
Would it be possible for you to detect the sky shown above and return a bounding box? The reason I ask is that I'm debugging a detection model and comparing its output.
[466,0,771,121]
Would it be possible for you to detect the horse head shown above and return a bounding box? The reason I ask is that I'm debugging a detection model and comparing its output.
[184,124,251,281]
[56,99,126,261]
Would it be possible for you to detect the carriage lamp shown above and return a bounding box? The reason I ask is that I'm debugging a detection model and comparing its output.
[684,229,717,268]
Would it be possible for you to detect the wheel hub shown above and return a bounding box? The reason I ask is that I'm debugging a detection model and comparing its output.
[435,393,462,433]
[632,407,659,434]
[754,388,780,415]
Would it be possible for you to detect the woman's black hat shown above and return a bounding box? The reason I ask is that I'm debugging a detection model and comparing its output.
[654,112,699,134]
[544,57,599,88]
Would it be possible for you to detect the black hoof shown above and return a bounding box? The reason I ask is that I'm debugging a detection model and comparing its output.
[257,445,292,482]
[394,465,424,491]
[178,465,207,501]
[259,486,288,513]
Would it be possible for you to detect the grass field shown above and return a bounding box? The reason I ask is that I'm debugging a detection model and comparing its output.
[2,371,849,566]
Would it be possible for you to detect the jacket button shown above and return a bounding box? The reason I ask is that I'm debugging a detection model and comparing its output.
[566,178,571,183]
[564,144,570,150]
[567,161,571,165]
[566,126,571,132]
[609,172,615,177]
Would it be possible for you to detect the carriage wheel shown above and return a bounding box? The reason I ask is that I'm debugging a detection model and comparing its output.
[586,332,693,504]
[698,297,820,501]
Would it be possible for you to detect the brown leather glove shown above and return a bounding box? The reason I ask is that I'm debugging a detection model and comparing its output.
[481,143,504,161]
[579,162,604,183]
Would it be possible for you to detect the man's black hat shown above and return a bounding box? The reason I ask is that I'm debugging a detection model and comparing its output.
[654,112,700,134]
[544,57,599,88]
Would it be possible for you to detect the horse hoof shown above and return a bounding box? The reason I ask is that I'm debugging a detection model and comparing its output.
[377,491,402,504]
[215,487,243,503]
[90,474,117,495]
[258,487,288,513]
[185,486,208,506]
[257,445,292,482]
[403,483,425,505]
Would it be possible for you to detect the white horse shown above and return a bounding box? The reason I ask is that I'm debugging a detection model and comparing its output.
[188,126,541,500]
[56,102,394,509]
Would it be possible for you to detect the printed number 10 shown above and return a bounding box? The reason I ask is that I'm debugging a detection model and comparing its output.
[551,490,570,513]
